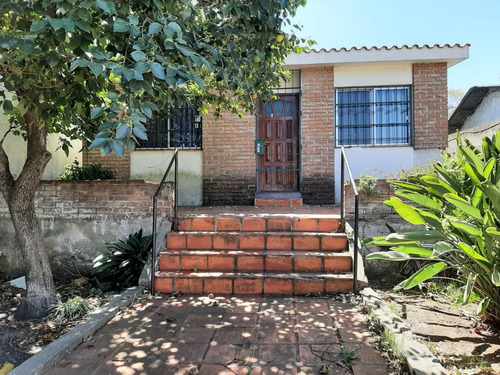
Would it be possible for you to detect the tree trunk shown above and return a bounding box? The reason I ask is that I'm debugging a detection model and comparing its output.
[0,109,56,320]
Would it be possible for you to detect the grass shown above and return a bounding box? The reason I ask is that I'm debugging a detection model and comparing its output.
[339,347,359,364]
[382,328,406,364]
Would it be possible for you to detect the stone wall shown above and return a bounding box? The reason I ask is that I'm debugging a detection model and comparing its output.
[0,180,173,279]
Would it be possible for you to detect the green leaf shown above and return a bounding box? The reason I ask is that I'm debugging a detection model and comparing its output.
[70,59,89,70]
[492,264,500,286]
[149,22,163,35]
[463,274,477,304]
[150,62,165,79]
[116,124,130,139]
[459,145,483,172]
[486,227,500,240]
[480,181,500,211]
[96,1,116,14]
[451,222,482,237]
[133,127,148,140]
[89,62,104,76]
[131,51,147,62]
[109,139,125,158]
[90,137,108,149]
[3,100,13,114]
[48,18,64,31]
[366,251,414,261]
[390,246,434,258]
[91,107,105,119]
[30,20,49,33]
[176,45,194,57]
[444,194,482,221]
[386,230,446,242]
[432,241,453,257]
[385,197,426,226]
[394,190,442,212]
[46,52,60,68]
[114,18,130,33]
[75,20,91,33]
[395,262,447,291]
[168,22,181,35]
[476,299,490,316]
[389,181,427,193]
[457,243,490,266]
[129,15,139,25]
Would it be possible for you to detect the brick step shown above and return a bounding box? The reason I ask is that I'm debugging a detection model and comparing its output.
[167,231,348,251]
[159,250,352,273]
[255,198,302,207]
[155,271,354,295]
[178,216,340,233]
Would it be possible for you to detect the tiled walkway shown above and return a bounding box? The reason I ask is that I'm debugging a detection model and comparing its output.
[48,295,388,375]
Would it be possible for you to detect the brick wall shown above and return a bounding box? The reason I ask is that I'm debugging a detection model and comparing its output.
[82,149,131,179]
[0,180,173,220]
[301,66,335,204]
[413,63,448,150]
[202,111,256,205]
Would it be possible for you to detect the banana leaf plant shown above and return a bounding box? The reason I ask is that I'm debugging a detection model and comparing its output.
[363,132,500,323]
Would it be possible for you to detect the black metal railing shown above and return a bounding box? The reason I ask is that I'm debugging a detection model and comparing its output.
[339,147,359,293]
[151,149,178,295]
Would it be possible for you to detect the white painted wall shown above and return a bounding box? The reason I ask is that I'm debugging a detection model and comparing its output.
[334,147,442,204]
[0,114,82,180]
[130,150,203,206]
[462,91,500,130]
[334,64,412,87]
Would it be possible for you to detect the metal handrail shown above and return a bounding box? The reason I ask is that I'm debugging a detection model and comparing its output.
[151,149,179,295]
[340,147,360,293]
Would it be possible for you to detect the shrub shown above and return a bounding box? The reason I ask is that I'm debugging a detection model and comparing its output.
[359,172,379,196]
[92,229,152,289]
[363,131,500,324]
[60,160,115,180]
[49,297,92,322]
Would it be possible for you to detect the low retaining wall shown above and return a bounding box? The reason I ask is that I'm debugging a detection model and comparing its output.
[0,180,173,279]
[345,179,417,280]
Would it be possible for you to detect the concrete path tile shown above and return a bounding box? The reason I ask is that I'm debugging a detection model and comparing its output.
[298,343,342,365]
[46,295,390,375]
[212,326,254,345]
[204,343,250,365]
[250,344,298,367]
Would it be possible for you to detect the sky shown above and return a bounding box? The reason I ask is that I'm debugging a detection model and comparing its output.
[289,0,500,94]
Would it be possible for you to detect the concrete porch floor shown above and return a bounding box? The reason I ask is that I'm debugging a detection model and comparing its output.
[47,295,388,375]
[177,205,341,219]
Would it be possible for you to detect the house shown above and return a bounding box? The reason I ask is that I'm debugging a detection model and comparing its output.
[85,43,469,206]
[448,86,500,153]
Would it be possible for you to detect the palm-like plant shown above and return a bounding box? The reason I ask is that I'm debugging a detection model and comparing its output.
[363,132,500,323]
[92,229,152,288]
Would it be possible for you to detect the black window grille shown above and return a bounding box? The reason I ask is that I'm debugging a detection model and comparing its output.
[335,86,412,147]
[138,102,202,149]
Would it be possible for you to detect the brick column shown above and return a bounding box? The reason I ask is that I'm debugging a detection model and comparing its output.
[301,66,335,204]
[82,149,131,179]
[202,111,256,205]
[413,63,448,149]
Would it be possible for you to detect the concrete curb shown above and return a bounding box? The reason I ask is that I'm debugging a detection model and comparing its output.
[360,287,447,375]
[9,286,145,375]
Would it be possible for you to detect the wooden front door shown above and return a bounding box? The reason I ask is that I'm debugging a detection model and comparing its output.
[257,95,300,192]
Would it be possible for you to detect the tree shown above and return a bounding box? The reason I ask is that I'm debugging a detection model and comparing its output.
[0,0,310,320]
[448,88,465,117]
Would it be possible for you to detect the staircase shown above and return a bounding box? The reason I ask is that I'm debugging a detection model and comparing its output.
[155,206,354,295]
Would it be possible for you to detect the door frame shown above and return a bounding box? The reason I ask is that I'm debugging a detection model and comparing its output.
[255,93,302,194]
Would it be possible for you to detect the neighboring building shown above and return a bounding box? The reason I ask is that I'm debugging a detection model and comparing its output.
[448,86,500,153]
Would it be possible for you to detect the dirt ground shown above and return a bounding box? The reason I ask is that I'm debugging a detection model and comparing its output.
[374,288,500,375]
[0,279,113,368]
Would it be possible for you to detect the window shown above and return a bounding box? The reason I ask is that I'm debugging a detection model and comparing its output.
[138,102,202,149]
[335,86,411,147]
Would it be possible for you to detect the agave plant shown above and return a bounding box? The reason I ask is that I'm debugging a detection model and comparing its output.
[92,229,152,288]
[363,132,500,323]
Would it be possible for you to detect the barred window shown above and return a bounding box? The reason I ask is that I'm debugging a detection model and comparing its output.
[138,102,202,149]
[335,86,412,147]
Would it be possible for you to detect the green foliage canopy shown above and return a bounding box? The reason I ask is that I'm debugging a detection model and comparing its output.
[0,0,310,157]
